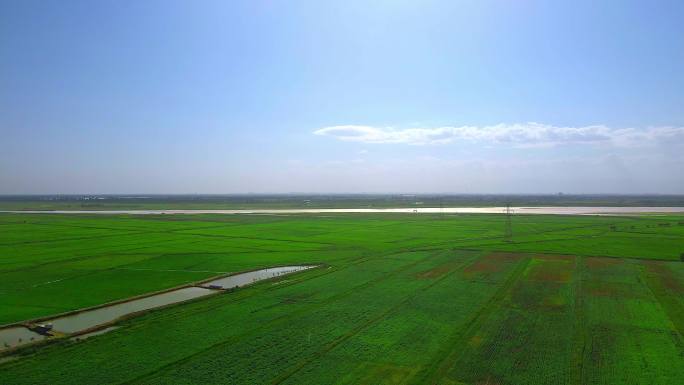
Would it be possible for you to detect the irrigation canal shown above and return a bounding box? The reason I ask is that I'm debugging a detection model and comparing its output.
[0,266,316,352]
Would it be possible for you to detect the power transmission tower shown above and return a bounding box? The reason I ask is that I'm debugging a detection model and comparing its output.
[504,203,513,242]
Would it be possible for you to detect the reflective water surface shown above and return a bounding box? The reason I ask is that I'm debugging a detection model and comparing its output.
[0,265,318,351]
[3,206,684,215]
[202,266,315,289]
[0,326,46,352]
[47,287,217,334]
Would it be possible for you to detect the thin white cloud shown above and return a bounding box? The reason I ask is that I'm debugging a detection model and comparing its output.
[313,123,684,147]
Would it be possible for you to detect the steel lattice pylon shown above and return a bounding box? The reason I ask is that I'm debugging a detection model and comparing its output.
[504,203,513,242]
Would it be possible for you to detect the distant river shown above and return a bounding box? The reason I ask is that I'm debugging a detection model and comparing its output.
[2,207,684,215]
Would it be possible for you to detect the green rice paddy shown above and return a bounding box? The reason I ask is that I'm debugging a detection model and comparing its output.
[1,212,683,384]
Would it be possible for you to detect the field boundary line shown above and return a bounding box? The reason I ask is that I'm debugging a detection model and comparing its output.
[117,251,449,385]
[0,235,203,274]
[269,251,483,385]
[0,231,144,247]
[452,248,680,264]
[120,250,381,325]
[414,256,531,385]
[0,263,321,330]
[571,255,587,385]
[640,262,684,341]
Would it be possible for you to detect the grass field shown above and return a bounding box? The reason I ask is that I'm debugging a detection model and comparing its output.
[1,212,683,384]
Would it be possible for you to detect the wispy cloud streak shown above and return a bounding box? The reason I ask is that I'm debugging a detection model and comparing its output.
[314,123,684,147]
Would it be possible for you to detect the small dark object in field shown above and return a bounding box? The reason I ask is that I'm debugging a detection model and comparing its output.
[30,323,54,336]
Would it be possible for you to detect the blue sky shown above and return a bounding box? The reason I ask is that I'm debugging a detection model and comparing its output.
[2,0,683,194]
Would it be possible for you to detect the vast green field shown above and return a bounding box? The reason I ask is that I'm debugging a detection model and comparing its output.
[1,212,683,384]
